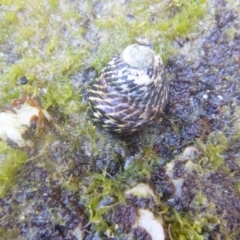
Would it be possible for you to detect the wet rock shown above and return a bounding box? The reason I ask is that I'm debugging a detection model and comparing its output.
[151,167,175,199]
[216,10,235,28]
[0,162,89,240]
[133,227,152,240]
[110,205,137,234]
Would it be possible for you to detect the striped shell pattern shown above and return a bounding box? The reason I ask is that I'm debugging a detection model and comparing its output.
[88,44,169,133]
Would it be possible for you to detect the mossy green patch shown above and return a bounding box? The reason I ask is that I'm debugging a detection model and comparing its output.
[81,154,160,234]
[197,132,228,170]
[166,206,232,240]
[0,0,88,108]
[42,76,74,110]
[0,142,27,197]
[124,158,153,180]
[47,0,59,9]
[166,209,205,240]
[82,173,125,232]
[93,0,207,66]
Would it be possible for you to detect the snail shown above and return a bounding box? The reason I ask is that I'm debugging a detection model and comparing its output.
[88,44,169,133]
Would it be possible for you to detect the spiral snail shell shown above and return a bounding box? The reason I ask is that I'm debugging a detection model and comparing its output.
[88,44,169,133]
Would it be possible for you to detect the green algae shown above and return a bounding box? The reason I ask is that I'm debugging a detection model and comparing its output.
[196,132,228,170]
[0,142,27,197]
[42,76,74,110]
[80,155,159,234]
[224,25,238,41]
[82,173,125,232]
[166,209,205,240]
[92,0,207,66]
[47,0,59,9]
[0,0,88,105]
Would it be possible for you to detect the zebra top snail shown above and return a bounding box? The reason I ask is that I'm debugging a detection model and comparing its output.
[88,44,169,133]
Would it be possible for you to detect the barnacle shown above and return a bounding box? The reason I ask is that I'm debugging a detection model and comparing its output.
[89,44,169,133]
